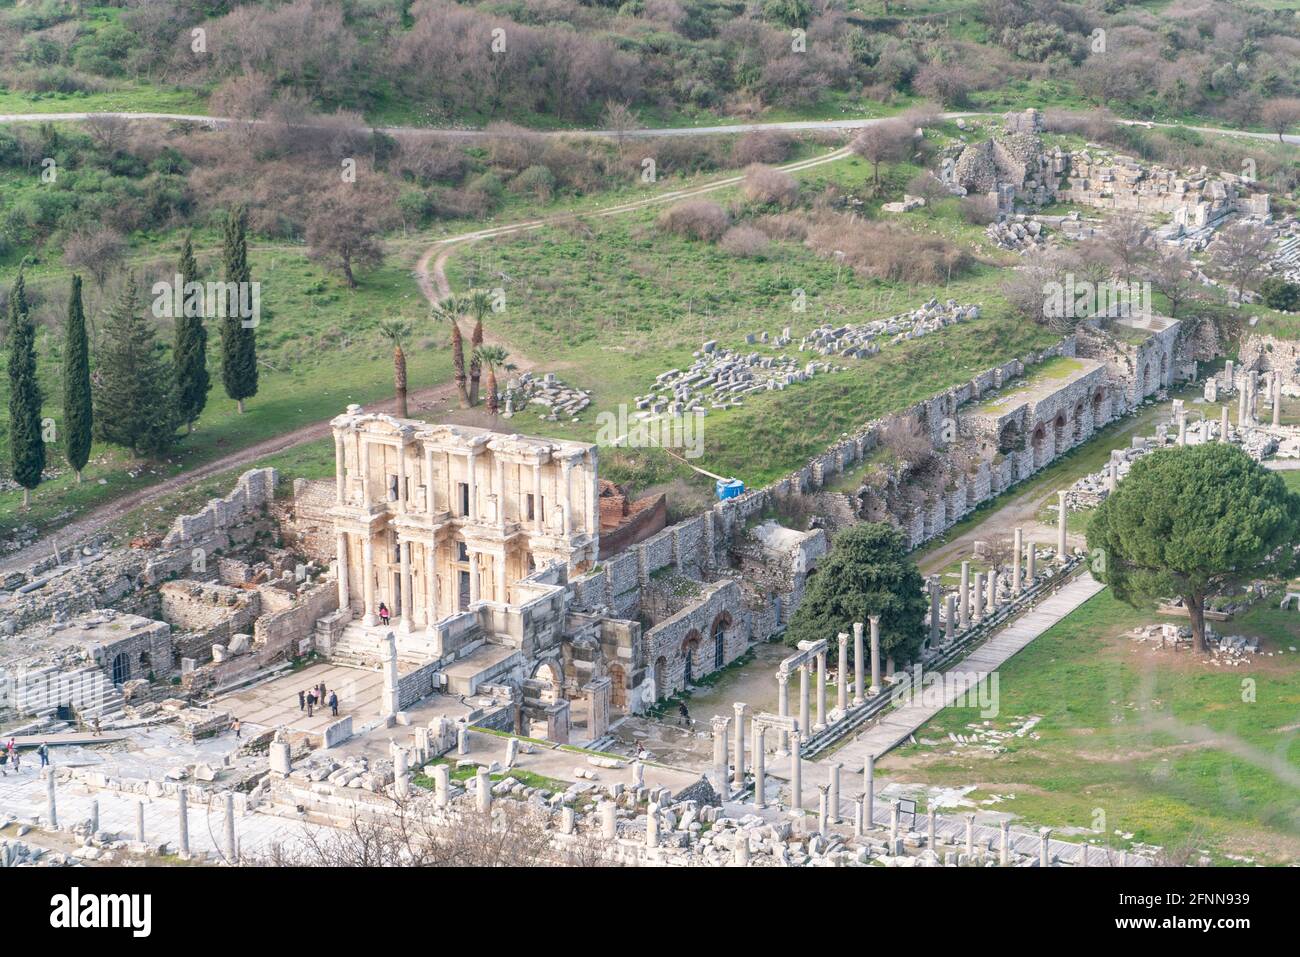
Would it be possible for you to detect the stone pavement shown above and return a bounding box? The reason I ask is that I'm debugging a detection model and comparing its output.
[217,662,385,735]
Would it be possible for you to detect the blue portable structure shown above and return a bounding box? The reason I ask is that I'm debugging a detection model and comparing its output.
[715,478,745,500]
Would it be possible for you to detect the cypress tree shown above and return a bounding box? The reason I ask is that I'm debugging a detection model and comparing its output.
[174,235,210,433]
[6,270,45,507]
[63,274,92,483]
[220,206,258,413]
[92,276,179,458]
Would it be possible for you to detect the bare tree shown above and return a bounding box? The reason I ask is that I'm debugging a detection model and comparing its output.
[83,115,131,153]
[602,100,642,152]
[1210,222,1275,302]
[1260,97,1300,144]
[1103,212,1154,286]
[1146,247,1200,318]
[63,227,126,292]
[306,187,389,288]
[850,120,914,190]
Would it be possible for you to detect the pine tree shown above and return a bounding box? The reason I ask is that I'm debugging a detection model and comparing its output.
[6,270,45,507]
[220,206,258,413]
[92,276,179,458]
[63,274,92,483]
[174,235,210,432]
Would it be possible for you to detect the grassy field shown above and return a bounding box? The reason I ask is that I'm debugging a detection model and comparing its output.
[880,587,1300,864]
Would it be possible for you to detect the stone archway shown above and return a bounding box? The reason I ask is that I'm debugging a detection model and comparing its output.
[1031,424,1046,467]
[1052,412,1067,454]
[608,662,627,711]
[998,419,1022,455]
[710,611,732,670]
[1072,399,1085,444]
[653,655,669,701]
[533,660,562,690]
[681,630,701,686]
[111,652,130,685]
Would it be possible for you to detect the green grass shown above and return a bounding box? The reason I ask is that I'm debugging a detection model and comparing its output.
[882,587,1300,864]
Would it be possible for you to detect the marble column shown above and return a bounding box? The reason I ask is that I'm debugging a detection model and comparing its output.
[476,766,492,813]
[814,650,826,731]
[799,664,810,737]
[1221,404,1230,443]
[864,754,875,830]
[1238,384,1248,428]
[1107,458,1118,492]
[752,726,766,810]
[223,792,237,862]
[789,731,803,813]
[1039,827,1052,867]
[646,802,659,849]
[853,799,864,838]
[927,807,937,852]
[1027,541,1036,586]
[425,541,439,633]
[1057,490,1068,562]
[732,702,747,788]
[817,786,829,836]
[494,550,506,604]
[1177,409,1187,446]
[836,633,848,715]
[972,572,984,623]
[398,540,414,632]
[776,671,790,753]
[361,536,377,625]
[176,787,189,858]
[959,561,971,628]
[335,531,350,614]
[334,432,346,503]
[601,801,617,840]
[965,813,976,857]
[90,799,98,836]
[46,767,56,828]
[468,549,481,604]
[711,716,729,798]
[1274,373,1283,427]
[1012,527,1023,596]
[944,594,955,643]
[869,615,881,695]
[1000,818,1010,866]
[889,800,900,849]
[852,622,865,706]
[467,448,479,522]
[986,568,997,615]
[828,762,841,824]
[928,577,940,647]
[136,800,145,843]
[433,765,450,808]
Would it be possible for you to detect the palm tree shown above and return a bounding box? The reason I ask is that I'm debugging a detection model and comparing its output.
[466,288,493,407]
[377,319,414,417]
[472,345,515,415]
[429,295,470,408]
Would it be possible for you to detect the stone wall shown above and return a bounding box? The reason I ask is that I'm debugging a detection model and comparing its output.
[159,580,261,663]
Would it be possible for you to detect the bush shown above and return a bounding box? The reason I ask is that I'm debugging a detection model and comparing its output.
[509,165,557,200]
[720,225,771,258]
[806,215,973,284]
[732,131,796,166]
[658,199,729,241]
[959,194,999,225]
[753,212,809,241]
[1261,277,1300,312]
[741,164,798,207]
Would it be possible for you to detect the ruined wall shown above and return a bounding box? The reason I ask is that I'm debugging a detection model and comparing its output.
[159,580,261,663]
[641,579,748,708]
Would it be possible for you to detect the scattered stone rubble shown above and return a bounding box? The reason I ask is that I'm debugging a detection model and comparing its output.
[503,371,591,421]
[635,301,979,420]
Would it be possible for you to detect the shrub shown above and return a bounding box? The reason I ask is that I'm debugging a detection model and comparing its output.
[720,225,771,258]
[732,131,796,166]
[1260,277,1300,312]
[741,164,798,207]
[753,212,809,241]
[658,199,729,241]
[959,194,999,225]
[805,216,973,284]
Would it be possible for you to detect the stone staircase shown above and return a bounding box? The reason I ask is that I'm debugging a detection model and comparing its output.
[329,623,439,671]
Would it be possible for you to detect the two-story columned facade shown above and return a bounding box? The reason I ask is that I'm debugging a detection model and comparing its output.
[329,407,599,630]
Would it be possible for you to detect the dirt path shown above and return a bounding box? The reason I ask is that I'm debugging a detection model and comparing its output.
[1,145,852,574]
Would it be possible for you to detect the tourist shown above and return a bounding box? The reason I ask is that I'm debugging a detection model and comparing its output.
[379,602,391,626]
[328,691,339,717]
[678,702,692,728]
[8,739,19,771]
[92,717,101,737]
[232,718,241,740]
[298,689,306,711]
[306,691,316,718]
[318,682,327,706]
[37,742,49,767]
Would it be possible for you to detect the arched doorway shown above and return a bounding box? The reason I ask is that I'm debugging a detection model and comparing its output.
[1072,399,1085,443]
[653,655,669,701]
[997,420,1022,455]
[1032,423,1046,466]
[111,652,130,685]
[1052,412,1066,454]
[608,662,627,711]
[681,630,701,686]
[711,612,732,670]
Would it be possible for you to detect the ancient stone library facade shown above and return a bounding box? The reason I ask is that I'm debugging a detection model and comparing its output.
[1,316,1195,745]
